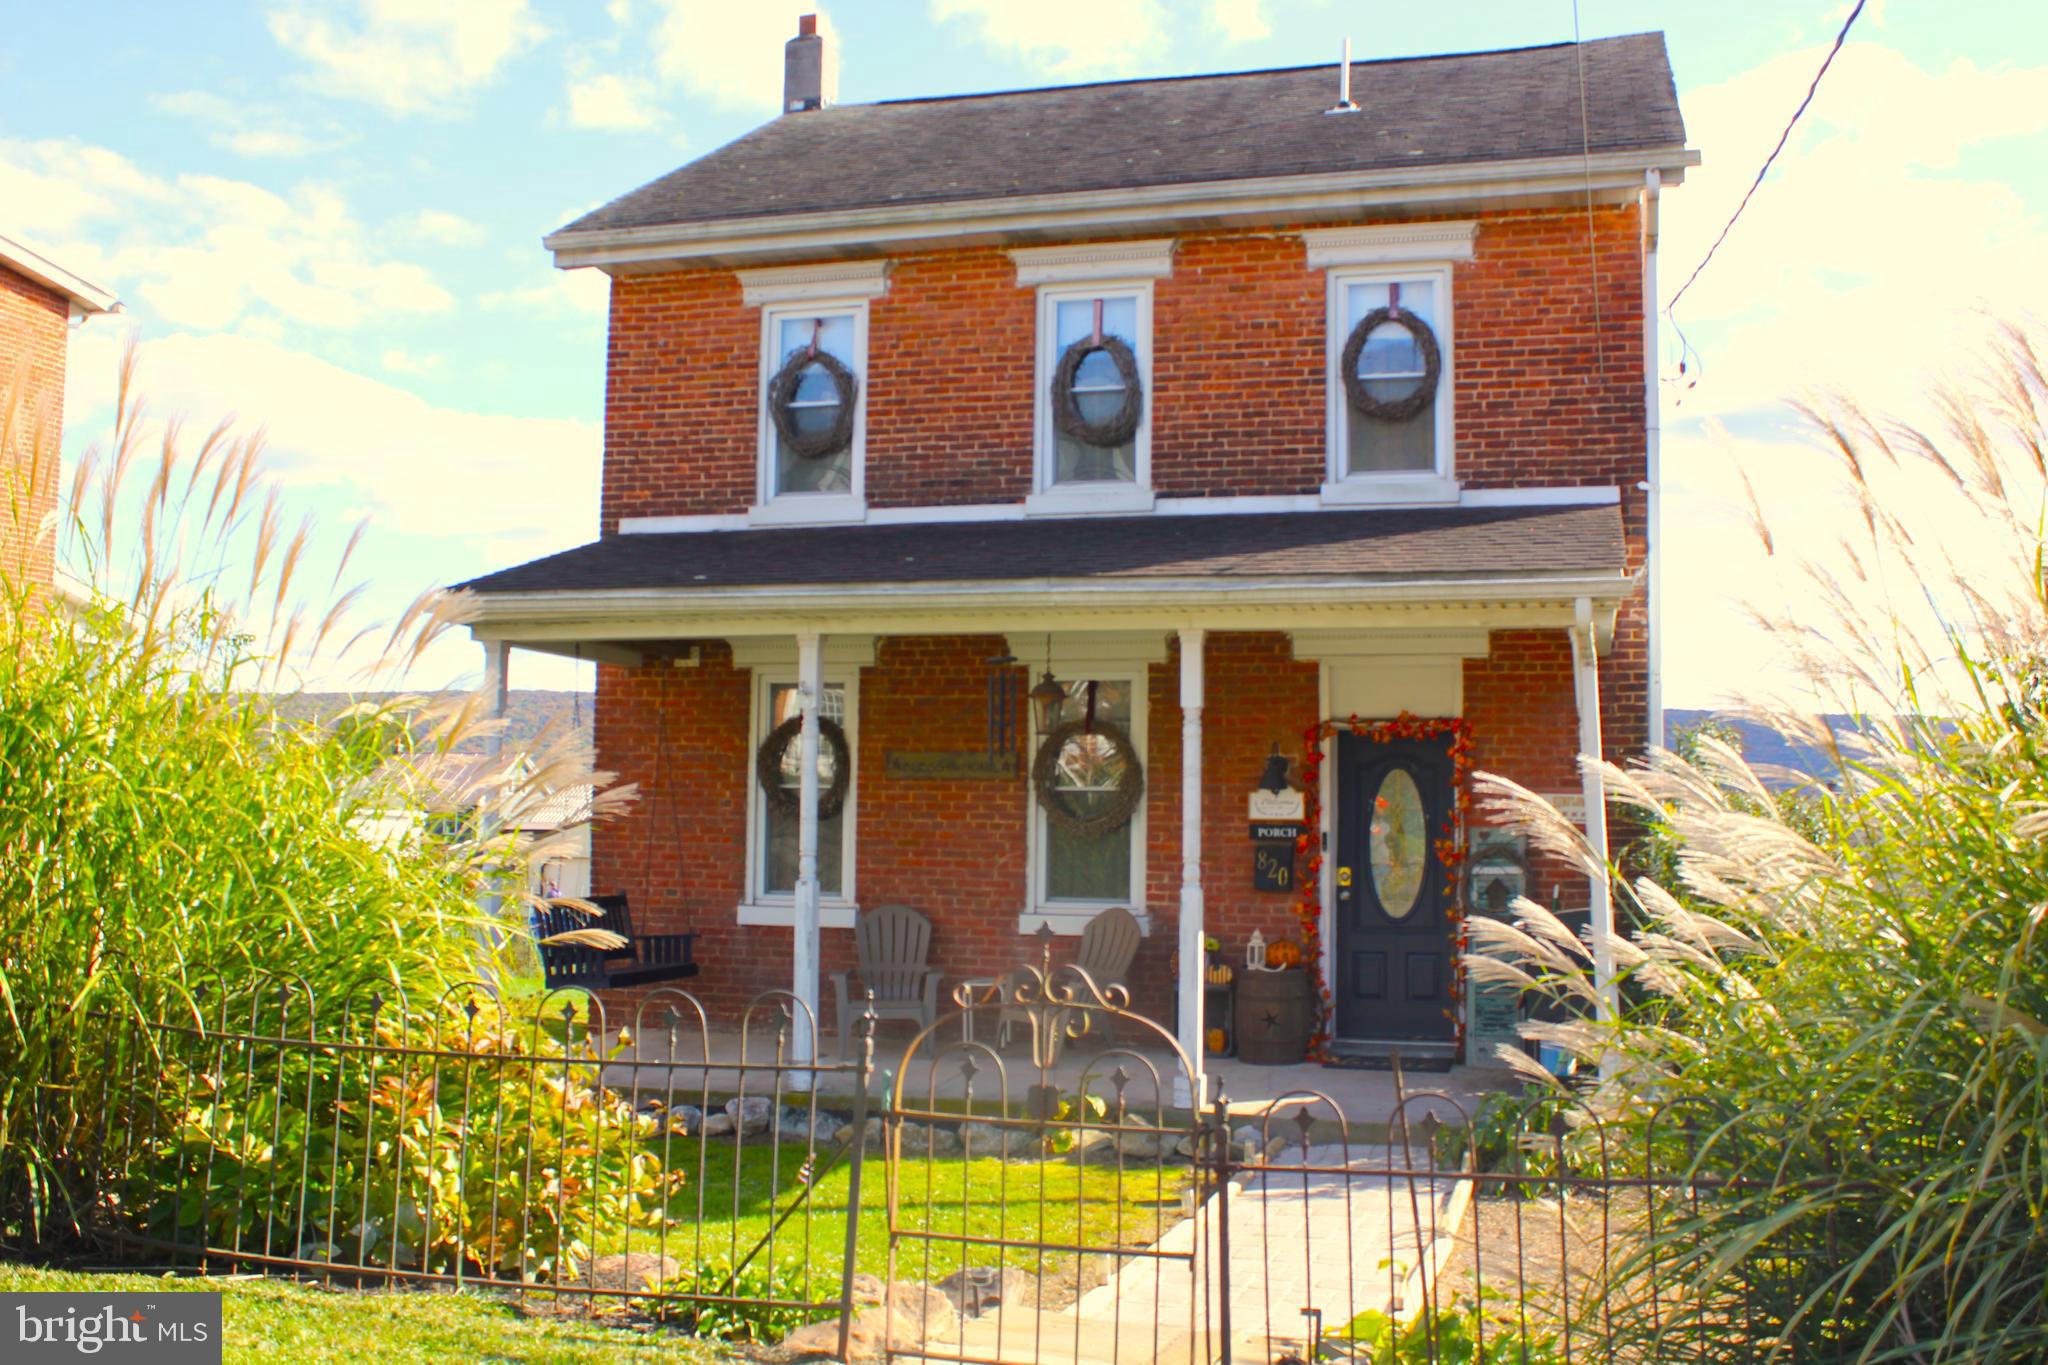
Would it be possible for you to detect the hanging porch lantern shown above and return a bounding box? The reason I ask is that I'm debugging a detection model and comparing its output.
[1029,670,1067,734]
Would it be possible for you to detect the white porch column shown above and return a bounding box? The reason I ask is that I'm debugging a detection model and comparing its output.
[481,638,511,759]
[477,639,514,972]
[1569,600,1617,1022]
[791,631,824,1076]
[1175,628,1207,1108]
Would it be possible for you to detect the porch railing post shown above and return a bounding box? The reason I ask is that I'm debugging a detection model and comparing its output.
[834,1002,876,1362]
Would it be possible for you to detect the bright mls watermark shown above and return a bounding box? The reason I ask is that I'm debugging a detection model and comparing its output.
[2,1293,220,1362]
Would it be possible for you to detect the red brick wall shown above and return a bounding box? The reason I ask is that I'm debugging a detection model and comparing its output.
[598,205,1648,530]
[585,626,1641,1035]
[1,265,71,590]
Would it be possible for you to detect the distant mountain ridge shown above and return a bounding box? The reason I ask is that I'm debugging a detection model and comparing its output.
[260,693,1840,782]
[263,690,592,755]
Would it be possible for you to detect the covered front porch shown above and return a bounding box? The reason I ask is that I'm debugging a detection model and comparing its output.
[460,501,1635,1106]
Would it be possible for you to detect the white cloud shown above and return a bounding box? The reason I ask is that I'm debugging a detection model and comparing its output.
[563,71,667,131]
[267,0,547,116]
[401,208,488,247]
[152,90,344,159]
[930,0,1165,77]
[0,137,452,332]
[644,1,826,113]
[382,348,443,375]
[479,269,610,316]
[67,325,596,550]
[1210,0,1269,44]
[1652,40,2048,707]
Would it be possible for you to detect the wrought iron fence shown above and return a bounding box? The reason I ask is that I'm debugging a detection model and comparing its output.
[86,975,875,1350]
[71,970,1813,1364]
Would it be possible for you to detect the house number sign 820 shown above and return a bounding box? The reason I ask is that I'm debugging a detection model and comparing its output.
[1252,843,1294,892]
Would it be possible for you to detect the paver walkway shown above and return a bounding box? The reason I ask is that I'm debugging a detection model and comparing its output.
[931,1146,1471,1365]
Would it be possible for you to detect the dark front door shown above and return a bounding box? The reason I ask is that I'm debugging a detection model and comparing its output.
[1334,731,1458,1044]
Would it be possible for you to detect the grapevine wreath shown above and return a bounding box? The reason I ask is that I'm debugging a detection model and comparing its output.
[1031,719,1145,838]
[1339,307,1441,423]
[756,715,852,820]
[1050,333,1143,448]
[766,346,859,460]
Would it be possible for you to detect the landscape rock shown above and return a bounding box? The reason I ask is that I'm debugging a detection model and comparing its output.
[727,1095,774,1135]
[959,1120,1034,1158]
[937,1265,1024,1317]
[861,1116,885,1150]
[667,1103,703,1136]
[573,1252,678,1291]
[700,1111,736,1138]
[781,1282,956,1358]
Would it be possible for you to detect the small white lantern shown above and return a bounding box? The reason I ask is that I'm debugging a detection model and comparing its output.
[1246,929,1267,972]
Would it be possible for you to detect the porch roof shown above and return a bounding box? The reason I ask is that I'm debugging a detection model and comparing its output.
[461,502,1626,597]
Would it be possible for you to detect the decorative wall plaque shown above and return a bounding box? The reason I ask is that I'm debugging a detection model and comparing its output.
[884,750,1016,781]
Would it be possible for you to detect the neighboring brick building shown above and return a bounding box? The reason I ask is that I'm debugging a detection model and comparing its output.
[1,231,119,595]
[464,23,1693,1078]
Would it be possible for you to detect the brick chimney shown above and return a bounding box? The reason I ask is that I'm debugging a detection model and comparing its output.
[782,14,837,114]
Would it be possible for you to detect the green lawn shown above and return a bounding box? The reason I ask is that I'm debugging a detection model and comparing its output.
[653,1139,1193,1290]
[0,1263,719,1363]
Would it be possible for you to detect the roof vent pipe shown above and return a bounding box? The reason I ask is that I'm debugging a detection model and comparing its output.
[1325,37,1360,114]
[783,13,837,114]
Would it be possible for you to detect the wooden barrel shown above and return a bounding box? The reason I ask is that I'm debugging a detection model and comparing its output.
[1233,968,1310,1066]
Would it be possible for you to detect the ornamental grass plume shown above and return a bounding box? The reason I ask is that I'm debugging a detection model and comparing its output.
[0,345,627,1247]
[1469,322,2048,1361]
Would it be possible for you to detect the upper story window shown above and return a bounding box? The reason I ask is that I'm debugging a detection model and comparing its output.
[758,303,866,516]
[1336,273,1445,477]
[737,260,889,526]
[1011,239,1173,516]
[1045,291,1145,488]
[1304,221,1475,507]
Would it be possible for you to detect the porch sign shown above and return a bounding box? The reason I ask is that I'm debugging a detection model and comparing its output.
[1248,789,1306,893]
[884,750,1016,780]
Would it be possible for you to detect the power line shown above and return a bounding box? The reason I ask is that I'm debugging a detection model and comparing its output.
[1665,0,1867,317]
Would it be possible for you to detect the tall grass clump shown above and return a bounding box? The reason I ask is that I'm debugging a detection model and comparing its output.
[0,349,624,1249]
[1470,323,2048,1362]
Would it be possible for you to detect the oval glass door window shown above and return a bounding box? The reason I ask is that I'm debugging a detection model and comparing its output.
[1368,767,1427,919]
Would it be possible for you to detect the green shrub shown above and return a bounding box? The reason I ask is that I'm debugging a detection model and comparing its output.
[114,1009,682,1282]
[1470,326,2048,1362]
[1339,1296,1564,1363]
[0,351,611,1245]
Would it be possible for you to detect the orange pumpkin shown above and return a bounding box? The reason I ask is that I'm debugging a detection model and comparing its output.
[1206,1027,1227,1054]
[1266,939,1303,969]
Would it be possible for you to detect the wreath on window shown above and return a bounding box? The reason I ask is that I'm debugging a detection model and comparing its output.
[756,715,852,819]
[1340,307,1441,423]
[1031,718,1145,839]
[767,347,860,460]
[1051,334,1144,448]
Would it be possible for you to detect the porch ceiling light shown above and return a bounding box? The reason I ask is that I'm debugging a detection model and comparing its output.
[1029,670,1066,734]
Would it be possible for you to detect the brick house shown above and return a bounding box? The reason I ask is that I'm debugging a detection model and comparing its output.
[463,22,1694,1081]
[1,231,120,594]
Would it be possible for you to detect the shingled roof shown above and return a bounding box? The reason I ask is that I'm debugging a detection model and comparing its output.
[554,33,1682,239]
[460,503,1626,598]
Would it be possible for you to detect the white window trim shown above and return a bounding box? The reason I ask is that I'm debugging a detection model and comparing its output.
[1301,220,1477,270]
[738,667,860,928]
[1027,279,1157,517]
[750,296,871,527]
[1018,666,1151,937]
[1320,261,1460,507]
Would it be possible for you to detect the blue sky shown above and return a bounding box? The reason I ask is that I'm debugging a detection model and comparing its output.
[4,0,2046,706]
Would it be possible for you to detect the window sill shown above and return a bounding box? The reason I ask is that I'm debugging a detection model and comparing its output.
[746,495,867,528]
[1024,486,1156,518]
[737,900,859,929]
[1015,907,1152,937]
[1319,475,1460,507]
